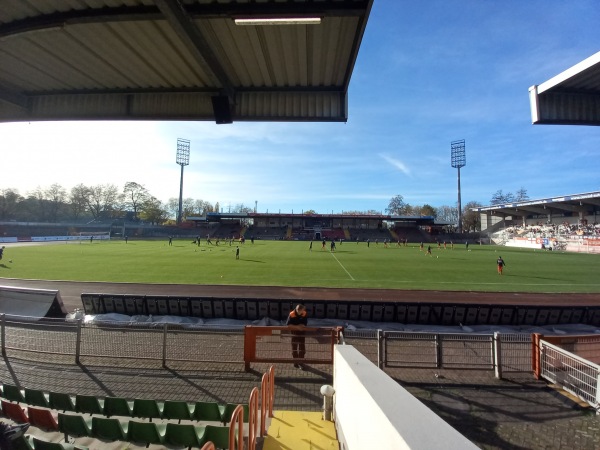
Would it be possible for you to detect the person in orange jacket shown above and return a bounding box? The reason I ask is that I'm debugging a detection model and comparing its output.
[286,304,308,369]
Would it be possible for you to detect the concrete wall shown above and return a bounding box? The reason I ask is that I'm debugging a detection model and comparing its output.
[333,345,478,450]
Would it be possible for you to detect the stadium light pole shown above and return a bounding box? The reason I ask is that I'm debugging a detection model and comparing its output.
[176,138,190,225]
[451,139,466,234]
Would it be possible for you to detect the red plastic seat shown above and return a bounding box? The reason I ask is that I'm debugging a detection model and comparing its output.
[1,399,29,423]
[27,406,59,431]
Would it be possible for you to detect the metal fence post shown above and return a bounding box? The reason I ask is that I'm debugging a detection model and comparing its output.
[1,314,5,357]
[494,332,502,379]
[162,323,168,368]
[75,318,82,364]
[436,334,442,368]
[377,329,384,369]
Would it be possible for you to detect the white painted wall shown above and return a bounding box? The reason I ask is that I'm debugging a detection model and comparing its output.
[333,345,479,450]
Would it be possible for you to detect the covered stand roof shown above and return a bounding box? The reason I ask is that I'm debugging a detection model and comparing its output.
[529,50,600,126]
[471,191,600,219]
[0,0,373,124]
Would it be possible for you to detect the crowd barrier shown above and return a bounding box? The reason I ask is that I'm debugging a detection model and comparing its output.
[81,293,600,327]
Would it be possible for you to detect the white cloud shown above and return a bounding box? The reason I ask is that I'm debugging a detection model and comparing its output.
[378,154,411,176]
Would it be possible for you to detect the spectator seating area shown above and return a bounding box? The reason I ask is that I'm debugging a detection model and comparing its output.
[493,222,600,245]
[0,380,257,450]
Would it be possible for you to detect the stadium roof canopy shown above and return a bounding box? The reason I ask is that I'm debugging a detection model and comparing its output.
[529,51,600,126]
[0,0,373,124]
[471,191,600,218]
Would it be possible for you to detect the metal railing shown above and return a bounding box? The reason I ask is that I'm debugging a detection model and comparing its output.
[539,339,600,409]
[0,314,532,377]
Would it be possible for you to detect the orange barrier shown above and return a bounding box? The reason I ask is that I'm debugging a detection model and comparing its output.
[229,404,244,450]
[244,326,343,371]
[200,443,216,450]
[248,388,259,450]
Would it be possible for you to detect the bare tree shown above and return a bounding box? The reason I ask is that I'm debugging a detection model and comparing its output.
[515,187,529,202]
[462,201,483,232]
[122,182,150,221]
[436,205,459,225]
[45,183,67,222]
[86,184,120,220]
[386,195,411,215]
[70,184,89,220]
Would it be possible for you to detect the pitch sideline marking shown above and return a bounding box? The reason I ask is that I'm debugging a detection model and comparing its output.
[330,252,355,280]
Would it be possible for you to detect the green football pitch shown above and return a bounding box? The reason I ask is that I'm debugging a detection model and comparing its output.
[1,239,599,293]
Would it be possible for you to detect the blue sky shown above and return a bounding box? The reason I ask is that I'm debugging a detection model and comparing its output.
[1,1,599,215]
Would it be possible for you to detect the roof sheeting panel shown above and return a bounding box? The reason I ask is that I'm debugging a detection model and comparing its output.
[236,91,344,121]
[0,0,372,123]
[530,51,600,126]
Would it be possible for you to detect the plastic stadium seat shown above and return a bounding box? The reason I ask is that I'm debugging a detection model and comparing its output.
[49,392,76,412]
[163,400,194,423]
[31,437,89,450]
[132,399,163,421]
[203,425,230,450]
[10,435,33,450]
[2,384,25,403]
[220,403,249,424]
[27,406,58,431]
[1,399,29,423]
[126,420,166,446]
[57,413,92,441]
[75,394,104,415]
[103,396,133,418]
[24,389,50,408]
[192,402,223,422]
[164,423,206,449]
[91,417,128,441]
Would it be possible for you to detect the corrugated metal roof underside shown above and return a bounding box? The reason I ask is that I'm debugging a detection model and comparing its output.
[0,0,372,123]
[530,51,600,126]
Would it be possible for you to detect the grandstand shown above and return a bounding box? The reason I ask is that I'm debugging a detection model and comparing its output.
[473,191,600,252]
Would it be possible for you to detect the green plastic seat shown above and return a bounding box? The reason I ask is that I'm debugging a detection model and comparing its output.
[24,388,50,408]
[103,396,133,418]
[31,437,88,450]
[163,400,194,423]
[126,420,166,446]
[164,423,206,449]
[2,384,25,403]
[132,398,163,421]
[10,435,33,450]
[204,425,231,450]
[220,403,249,424]
[75,394,104,415]
[91,416,128,441]
[192,401,223,422]
[31,438,65,450]
[57,413,92,441]
[49,392,76,412]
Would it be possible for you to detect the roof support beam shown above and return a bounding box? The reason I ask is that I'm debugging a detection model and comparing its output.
[0,84,29,110]
[154,0,234,98]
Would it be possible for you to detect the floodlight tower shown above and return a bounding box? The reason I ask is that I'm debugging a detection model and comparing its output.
[451,139,466,234]
[176,138,190,225]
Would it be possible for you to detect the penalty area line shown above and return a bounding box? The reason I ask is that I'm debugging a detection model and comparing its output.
[330,252,355,280]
